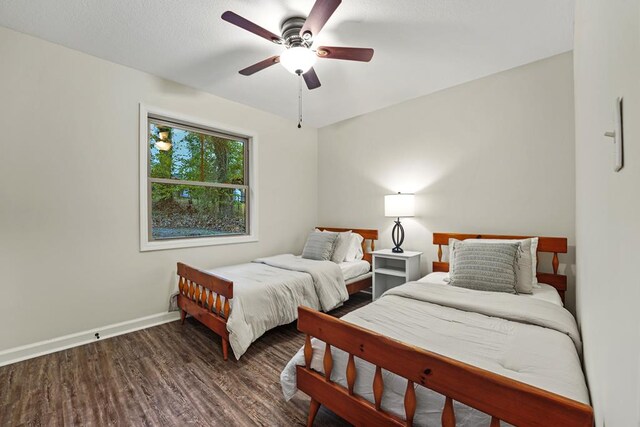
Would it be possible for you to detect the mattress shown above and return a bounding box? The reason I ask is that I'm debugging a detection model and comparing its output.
[339,260,371,281]
[418,272,564,306]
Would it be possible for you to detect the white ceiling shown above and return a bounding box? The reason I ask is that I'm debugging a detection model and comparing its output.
[0,0,575,127]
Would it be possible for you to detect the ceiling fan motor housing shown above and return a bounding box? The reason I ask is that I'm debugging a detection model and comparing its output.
[281,17,311,48]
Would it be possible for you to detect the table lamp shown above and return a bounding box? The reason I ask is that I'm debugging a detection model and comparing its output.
[384,193,415,253]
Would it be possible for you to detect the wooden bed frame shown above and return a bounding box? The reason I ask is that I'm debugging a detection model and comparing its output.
[176,227,378,361]
[296,233,593,426]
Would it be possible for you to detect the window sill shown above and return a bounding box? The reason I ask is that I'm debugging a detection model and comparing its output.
[140,234,258,252]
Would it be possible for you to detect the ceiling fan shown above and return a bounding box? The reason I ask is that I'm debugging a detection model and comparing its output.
[221,0,374,91]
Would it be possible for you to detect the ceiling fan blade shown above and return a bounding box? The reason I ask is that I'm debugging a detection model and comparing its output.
[303,68,321,90]
[222,11,283,44]
[316,46,374,62]
[300,0,342,39]
[239,56,280,76]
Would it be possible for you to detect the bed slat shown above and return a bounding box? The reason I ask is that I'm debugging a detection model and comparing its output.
[323,344,333,382]
[347,354,356,395]
[207,289,213,310]
[223,299,230,318]
[179,276,186,295]
[304,334,313,368]
[404,381,416,426]
[373,366,384,410]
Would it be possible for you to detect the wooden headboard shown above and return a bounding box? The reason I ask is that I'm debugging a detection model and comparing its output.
[432,233,568,302]
[317,227,378,264]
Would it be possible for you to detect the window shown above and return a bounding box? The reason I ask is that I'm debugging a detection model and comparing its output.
[140,105,257,251]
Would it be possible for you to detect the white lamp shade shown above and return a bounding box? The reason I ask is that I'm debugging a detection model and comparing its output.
[385,194,415,217]
[280,47,317,74]
[154,140,172,151]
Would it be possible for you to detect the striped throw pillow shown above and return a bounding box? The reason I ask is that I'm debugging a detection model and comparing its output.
[302,232,338,261]
[449,240,520,294]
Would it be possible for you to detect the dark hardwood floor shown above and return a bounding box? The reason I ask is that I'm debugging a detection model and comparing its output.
[0,292,371,426]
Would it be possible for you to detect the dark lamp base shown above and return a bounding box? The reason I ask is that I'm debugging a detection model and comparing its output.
[391,218,405,254]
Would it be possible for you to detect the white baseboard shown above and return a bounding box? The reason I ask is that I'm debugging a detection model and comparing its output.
[0,311,181,367]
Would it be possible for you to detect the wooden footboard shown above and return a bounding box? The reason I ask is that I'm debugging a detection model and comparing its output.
[296,306,593,427]
[176,262,233,360]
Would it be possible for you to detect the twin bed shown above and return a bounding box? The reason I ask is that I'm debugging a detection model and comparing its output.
[175,227,377,360]
[175,230,593,426]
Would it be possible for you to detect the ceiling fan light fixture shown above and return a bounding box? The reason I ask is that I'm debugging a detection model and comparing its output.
[154,140,172,151]
[280,46,316,74]
[155,131,172,151]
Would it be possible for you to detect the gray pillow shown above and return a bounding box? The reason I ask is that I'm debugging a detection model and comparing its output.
[302,231,338,261]
[449,240,520,294]
[449,238,535,293]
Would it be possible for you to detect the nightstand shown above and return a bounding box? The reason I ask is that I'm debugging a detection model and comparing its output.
[372,249,422,300]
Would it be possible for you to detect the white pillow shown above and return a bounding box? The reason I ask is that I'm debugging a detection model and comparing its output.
[331,231,353,263]
[448,237,539,293]
[314,229,353,263]
[344,233,364,262]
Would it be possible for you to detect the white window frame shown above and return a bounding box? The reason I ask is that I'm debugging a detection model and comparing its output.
[139,104,259,252]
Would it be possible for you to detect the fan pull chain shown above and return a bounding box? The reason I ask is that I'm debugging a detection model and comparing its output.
[298,73,303,128]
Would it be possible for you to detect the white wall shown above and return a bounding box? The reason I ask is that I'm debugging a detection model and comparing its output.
[574,1,640,425]
[0,26,318,352]
[318,52,577,310]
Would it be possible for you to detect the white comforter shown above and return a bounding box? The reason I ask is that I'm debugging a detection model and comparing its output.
[253,254,349,312]
[281,281,589,426]
[210,254,348,360]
